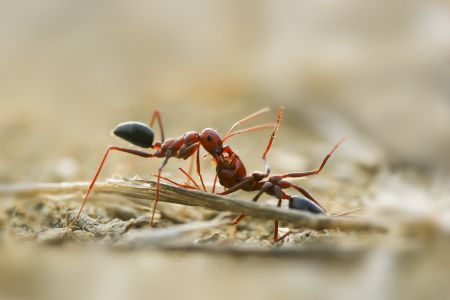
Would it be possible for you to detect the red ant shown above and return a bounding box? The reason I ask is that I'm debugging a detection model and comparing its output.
[69,108,275,229]
[161,108,345,241]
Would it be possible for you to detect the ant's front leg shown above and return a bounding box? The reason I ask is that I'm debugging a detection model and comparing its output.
[217,177,254,196]
[156,174,201,191]
[156,167,203,191]
[178,144,206,192]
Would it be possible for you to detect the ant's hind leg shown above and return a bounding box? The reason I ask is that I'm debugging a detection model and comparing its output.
[274,228,293,242]
[149,110,165,142]
[273,198,293,242]
[69,146,153,230]
[281,138,345,179]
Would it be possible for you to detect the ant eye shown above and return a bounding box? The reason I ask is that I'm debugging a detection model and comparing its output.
[207,135,212,142]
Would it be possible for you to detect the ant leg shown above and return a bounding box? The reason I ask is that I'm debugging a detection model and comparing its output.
[233,182,273,224]
[156,174,199,190]
[273,198,293,242]
[233,189,266,224]
[149,110,165,142]
[273,199,280,240]
[186,155,195,186]
[212,174,218,194]
[151,155,170,226]
[281,138,345,179]
[69,146,153,229]
[154,167,201,190]
[274,230,293,242]
[217,177,254,195]
[195,146,207,191]
[178,143,205,191]
[178,167,202,190]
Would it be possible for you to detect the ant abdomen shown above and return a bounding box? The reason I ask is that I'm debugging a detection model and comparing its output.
[113,121,154,148]
[288,197,325,214]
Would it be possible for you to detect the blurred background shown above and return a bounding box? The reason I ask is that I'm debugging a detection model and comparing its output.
[0,1,450,300]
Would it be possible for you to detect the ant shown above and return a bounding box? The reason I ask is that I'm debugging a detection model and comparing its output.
[69,108,276,229]
[160,108,345,241]
[215,108,346,241]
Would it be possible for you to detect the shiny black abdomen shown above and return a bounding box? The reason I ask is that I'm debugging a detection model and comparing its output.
[113,121,154,148]
[289,197,325,214]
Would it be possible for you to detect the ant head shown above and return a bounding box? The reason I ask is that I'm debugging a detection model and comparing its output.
[199,128,223,156]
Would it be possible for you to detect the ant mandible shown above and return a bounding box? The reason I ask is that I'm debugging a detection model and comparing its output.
[69,108,275,229]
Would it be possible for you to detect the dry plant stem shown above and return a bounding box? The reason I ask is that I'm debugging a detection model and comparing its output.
[116,213,231,248]
[67,212,149,236]
[0,179,387,233]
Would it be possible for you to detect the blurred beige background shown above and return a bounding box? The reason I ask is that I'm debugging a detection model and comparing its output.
[1,0,450,185]
[1,2,450,300]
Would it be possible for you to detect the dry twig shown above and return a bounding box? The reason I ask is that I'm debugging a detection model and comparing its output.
[116,213,231,248]
[0,179,387,233]
[67,212,149,236]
